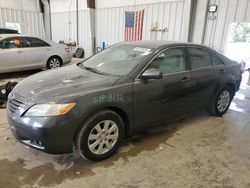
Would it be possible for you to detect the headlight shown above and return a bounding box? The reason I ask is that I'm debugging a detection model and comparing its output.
[24,103,76,117]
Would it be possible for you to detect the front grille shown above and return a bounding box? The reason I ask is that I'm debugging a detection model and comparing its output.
[8,99,25,115]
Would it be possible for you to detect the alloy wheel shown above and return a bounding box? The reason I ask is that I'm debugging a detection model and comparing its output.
[87,120,119,155]
[217,90,231,112]
[49,58,61,69]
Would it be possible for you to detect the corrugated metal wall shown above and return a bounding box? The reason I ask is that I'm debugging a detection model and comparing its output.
[51,10,92,57]
[95,0,192,48]
[50,0,192,57]
[204,0,250,53]
[0,8,45,37]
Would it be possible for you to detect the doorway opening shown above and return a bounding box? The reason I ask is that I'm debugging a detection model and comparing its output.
[224,22,250,86]
[224,23,250,113]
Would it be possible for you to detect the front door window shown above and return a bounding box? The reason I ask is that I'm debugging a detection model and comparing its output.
[0,38,22,49]
[148,48,186,74]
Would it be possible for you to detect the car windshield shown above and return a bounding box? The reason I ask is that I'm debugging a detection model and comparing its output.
[79,44,154,76]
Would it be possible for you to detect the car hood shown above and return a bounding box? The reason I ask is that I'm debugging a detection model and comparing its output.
[13,64,119,103]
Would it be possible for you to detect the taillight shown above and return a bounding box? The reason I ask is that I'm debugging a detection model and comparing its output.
[65,48,70,53]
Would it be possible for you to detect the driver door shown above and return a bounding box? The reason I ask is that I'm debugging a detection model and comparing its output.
[133,47,192,130]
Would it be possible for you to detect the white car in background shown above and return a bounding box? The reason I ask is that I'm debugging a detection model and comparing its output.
[0,34,72,74]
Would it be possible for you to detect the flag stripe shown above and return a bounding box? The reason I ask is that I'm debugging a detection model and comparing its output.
[125,9,144,41]
[137,10,141,40]
[140,9,144,40]
[134,11,138,41]
[139,10,142,40]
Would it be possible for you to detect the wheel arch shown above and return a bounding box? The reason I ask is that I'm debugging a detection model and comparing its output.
[210,84,235,116]
[73,106,131,146]
[105,106,130,137]
[214,83,236,99]
[47,55,63,64]
[226,83,236,97]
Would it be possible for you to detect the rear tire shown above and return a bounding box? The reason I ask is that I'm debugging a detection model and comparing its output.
[75,48,85,58]
[75,110,124,161]
[210,87,233,116]
[46,56,62,69]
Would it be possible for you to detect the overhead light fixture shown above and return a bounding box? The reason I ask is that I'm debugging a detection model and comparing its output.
[208,4,218,13]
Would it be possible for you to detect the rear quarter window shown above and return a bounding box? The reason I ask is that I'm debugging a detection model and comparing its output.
[211,54,224,66]
[187,47,212,70]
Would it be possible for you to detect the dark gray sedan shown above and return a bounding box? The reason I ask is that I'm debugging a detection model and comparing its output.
[7,41,242,161]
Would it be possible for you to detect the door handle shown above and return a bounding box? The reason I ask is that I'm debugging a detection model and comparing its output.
[47,48,52,51]
[162,98,168,103]
[180,77,190,82]
[17,50,24,53]
[219,69,226,74]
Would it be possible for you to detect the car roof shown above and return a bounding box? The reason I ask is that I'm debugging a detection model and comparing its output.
[122,40,208,49]
[122,40,231,64]
[0,34,40,39]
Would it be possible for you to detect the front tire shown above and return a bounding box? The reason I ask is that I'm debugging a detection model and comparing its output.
[75,110,124,161]
[210,87,233,116]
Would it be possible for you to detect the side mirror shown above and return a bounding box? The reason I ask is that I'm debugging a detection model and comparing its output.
[141,69,163,80]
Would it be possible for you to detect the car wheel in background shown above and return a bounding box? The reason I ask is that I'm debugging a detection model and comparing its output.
[75,48,85,58]
[210,87,233,117]
[47,56,62,69]
[75,110,124,161]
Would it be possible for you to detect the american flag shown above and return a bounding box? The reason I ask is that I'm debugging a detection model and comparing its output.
[125,9,145,41]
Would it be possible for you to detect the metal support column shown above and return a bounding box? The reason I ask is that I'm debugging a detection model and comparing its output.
[87,0,96,55]
[76,0,79,45]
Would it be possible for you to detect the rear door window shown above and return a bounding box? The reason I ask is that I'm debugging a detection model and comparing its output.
[187,47,212,70]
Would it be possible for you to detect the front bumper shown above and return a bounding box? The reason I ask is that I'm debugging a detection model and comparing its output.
[7,93,79,154]
[8,115,76,154]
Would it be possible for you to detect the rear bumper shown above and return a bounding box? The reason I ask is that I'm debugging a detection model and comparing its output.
[62,54,72,64]
[236,75,242,92]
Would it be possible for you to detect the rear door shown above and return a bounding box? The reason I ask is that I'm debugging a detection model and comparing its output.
[21,37,50,68]
[186,47,217,110]
[210,53,227,86]
[133,47,192,130]
[0,37,26,73]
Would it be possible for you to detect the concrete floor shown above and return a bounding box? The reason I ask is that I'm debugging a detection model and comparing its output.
[0,63,250,188]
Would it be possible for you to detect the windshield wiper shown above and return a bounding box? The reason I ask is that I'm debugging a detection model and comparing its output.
[78,64,120,77]
[80,65,105,75]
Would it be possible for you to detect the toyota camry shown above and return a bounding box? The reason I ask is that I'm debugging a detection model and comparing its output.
[7,41,242,161]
